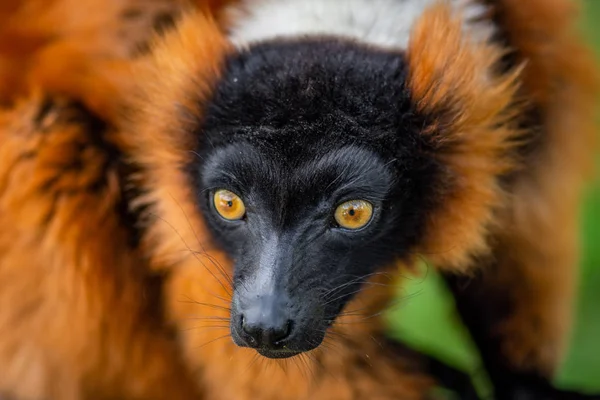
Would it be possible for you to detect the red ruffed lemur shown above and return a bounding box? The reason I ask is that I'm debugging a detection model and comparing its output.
[0,0,598,399]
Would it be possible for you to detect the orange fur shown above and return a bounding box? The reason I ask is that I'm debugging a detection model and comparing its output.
[0,0,597,398]
[0,97,200,399]
[407,3,523,271]
[0,2,208,399]
[438,0,599,378]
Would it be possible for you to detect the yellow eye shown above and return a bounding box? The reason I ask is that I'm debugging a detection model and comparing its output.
[334,200,373,230]
[213,189,246,221]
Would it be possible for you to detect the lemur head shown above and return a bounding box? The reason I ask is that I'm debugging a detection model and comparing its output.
[195,39,439,358]
[130,2,519,360]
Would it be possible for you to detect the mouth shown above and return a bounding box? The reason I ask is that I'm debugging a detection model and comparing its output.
[231,324,310,359]
[257,348,302,359]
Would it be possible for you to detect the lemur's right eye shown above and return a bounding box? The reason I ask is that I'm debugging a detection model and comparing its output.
[213,189,246,221]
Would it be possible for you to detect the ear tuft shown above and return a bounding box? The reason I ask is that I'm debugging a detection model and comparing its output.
[407,2,523,271]
[126,11,231,168]
[123,11,232,271]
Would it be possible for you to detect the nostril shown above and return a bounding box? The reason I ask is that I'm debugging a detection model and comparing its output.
[274,320,293,344]
[240,315,257,346]
[265,319,293,347]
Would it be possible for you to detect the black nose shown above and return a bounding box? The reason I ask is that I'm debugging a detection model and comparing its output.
[238,294,293,349]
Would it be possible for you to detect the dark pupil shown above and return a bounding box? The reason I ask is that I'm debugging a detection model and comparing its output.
[227,201,233,207]
[348,208,356,217]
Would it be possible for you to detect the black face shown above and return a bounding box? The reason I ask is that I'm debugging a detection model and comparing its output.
[192,39,441,359]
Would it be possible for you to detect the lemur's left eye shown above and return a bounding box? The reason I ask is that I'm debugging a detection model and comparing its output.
[214,189,246,221]
[334,200,373,230]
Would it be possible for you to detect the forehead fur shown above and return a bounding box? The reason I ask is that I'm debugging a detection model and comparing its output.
[200,38,425,161]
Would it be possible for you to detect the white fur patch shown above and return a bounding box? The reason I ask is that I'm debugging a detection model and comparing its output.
[226,0,495,50]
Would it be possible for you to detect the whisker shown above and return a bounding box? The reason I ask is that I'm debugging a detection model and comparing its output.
[322,287,365,307]
[194,249,235,289]
[182,325,231,332]
[179,296,231,312]
[313,339,336,355]
[195,334,232,350]
[369,335,384,350]
[184,316,231,322]
[323,329,351,342]
[334,289,424,324]
[299,353,317,383]
[292,355,308,381]
[322,271,397,300]
[151,212,233,299]
[244,352,262,374]
[278,357,289,376]
[322,274,371,298]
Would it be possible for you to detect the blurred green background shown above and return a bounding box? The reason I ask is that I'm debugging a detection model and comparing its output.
[386,1,600,395]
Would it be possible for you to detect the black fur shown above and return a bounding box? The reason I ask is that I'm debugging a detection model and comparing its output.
[190,38,443,358]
